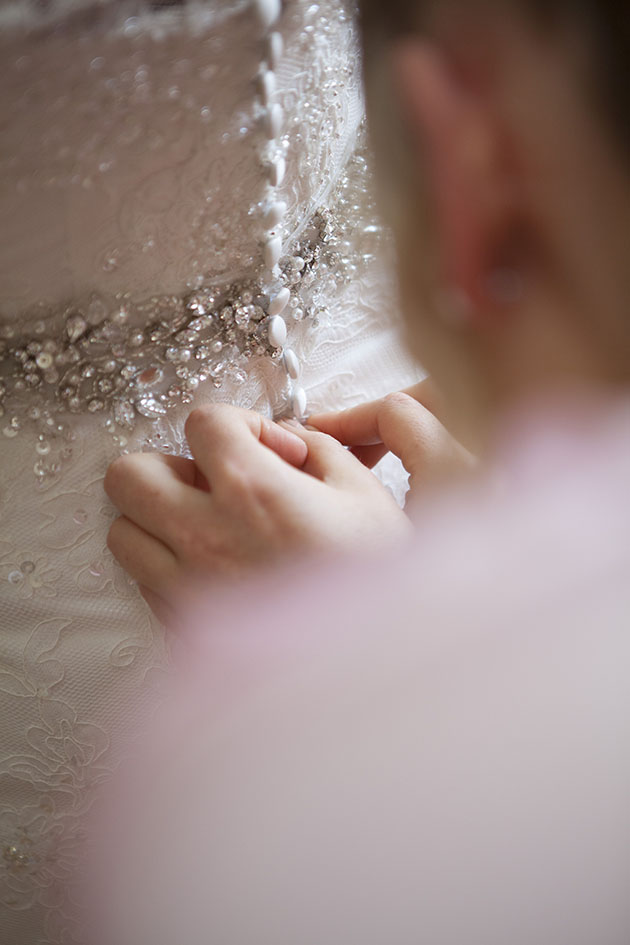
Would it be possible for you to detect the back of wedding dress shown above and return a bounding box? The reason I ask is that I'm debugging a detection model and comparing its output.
[0,1,420,940]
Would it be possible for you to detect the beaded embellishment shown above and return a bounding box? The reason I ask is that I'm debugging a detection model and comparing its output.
[0,1,387,485]
[0,170,379,484]
[0,211,330,433]
[0,0,298,478]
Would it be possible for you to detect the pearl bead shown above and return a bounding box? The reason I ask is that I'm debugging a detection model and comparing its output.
[291,386,307,418]
[35,352,54,370]
[268,315,287,348]
[263,200,287,229]
[264,103,284,139]
[283,348,300,379]
[263,235,283,268]
[253,0,281,30]
[66,315,87,343]
[268,286,290,316]
[268,155,286,187]
[267,31,284,68]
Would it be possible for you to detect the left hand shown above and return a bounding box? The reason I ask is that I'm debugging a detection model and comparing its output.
[104,404,411,619]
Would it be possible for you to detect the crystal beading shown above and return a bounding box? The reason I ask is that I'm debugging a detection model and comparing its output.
[0,138,385,484]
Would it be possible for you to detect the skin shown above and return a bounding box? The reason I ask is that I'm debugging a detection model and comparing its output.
[105,405,414,616]
[105,3,630,618]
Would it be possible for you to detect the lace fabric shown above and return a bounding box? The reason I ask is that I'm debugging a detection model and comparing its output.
[0,2,422,941]
[0,0,361,317]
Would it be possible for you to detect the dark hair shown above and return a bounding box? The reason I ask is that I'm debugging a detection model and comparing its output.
[359,0,630,155]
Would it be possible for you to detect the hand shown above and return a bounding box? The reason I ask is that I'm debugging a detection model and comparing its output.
[104,404,411,619]
[309,378,475,507]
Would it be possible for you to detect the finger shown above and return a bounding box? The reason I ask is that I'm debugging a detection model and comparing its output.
[350,443,389,469]
[157,453,210,492]
[105,452,206,545]
[314,391,467,483]
[401,377,442,407]
[376,393,470,484]
[184,405,308,486]
[107,516,179,593]
[308,377,441,446]
[278,422,378,487]
[159,454,196,485]
[138,585,177,626]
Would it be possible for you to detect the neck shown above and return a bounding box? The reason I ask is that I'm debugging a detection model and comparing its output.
[431,301,630,457]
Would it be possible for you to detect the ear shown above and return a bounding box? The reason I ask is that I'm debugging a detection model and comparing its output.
[391,40,516,315]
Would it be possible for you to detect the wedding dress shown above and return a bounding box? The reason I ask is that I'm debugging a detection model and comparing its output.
[0,1,420,940]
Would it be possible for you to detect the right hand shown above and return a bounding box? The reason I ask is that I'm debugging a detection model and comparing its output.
[308,379,476,506]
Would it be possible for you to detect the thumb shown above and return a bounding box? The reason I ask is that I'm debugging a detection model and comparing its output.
[308,377,443,470]
[309,391,471,488]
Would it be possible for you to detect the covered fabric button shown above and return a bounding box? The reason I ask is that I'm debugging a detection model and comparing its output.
[263,235,283,268]
[258,69,276,105]
[253,0,281,30]
[267,31,284,68]
[263,201,287,229]
[284,348,300,379]
[291,386,307,418]
[268,155,286,187]
[264,103,284,139]
[269,287,290,316]
[268,316,287,348]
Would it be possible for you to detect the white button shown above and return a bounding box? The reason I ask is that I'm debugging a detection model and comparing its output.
[263,235,283,268]
[284,348,300,379]
[253,0,281,30]
[268,315,287,348]
[269,287,290,316]
[258,69,276,105]
[268,31,284,68]
[263,201,287,229]
[268,155,286,187]
[264,103,284,139]
[291,386,307,418]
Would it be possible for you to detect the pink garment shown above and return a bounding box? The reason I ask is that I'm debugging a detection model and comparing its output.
[87,393,630,945]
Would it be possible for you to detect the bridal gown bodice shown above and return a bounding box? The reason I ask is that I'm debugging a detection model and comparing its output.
[0,1,420,940]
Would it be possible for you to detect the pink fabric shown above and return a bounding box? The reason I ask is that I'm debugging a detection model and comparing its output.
[87,393,630,945]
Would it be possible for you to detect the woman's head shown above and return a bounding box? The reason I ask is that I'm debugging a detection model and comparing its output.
[361,1,630,150]
[359,0,630,445]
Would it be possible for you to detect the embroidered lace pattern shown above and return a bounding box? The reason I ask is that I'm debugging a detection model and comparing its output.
[0,3,422,941]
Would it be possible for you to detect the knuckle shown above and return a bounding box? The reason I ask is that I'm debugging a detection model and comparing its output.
[221,460,257,499]
[169,515,200,555]
[104,453,136,498]
[382,391,415,413]
[106,517,125,556]
[220,459,279,514]
[185,403,231,438]
[184,405,212,439]
[176,517,221,563]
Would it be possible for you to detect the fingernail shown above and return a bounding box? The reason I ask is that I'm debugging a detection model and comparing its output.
[277,417,302,429]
